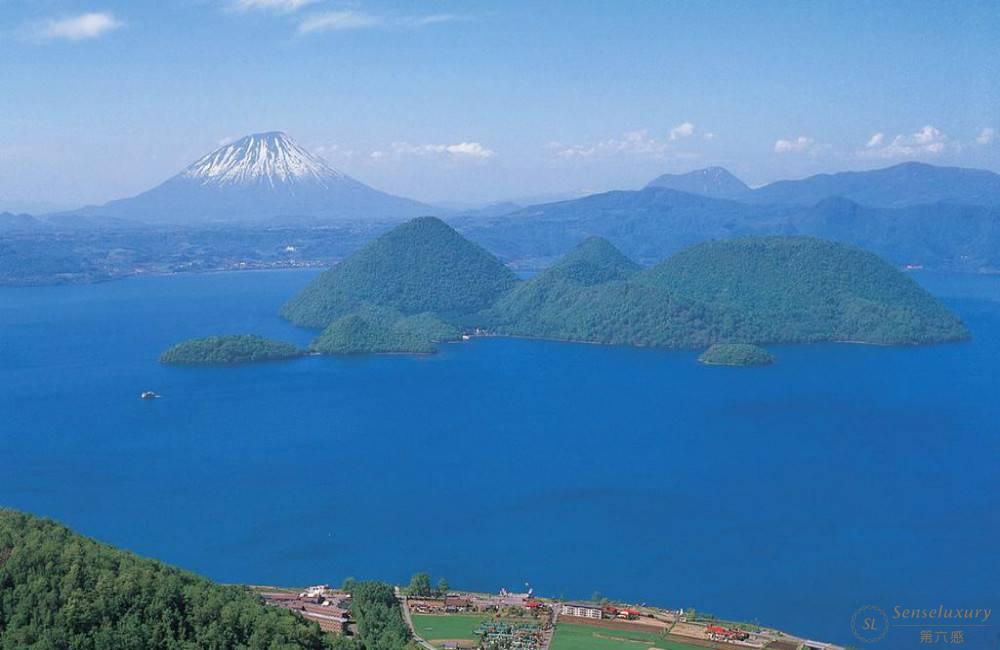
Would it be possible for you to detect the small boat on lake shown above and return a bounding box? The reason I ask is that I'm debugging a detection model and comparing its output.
[140,391,159,400]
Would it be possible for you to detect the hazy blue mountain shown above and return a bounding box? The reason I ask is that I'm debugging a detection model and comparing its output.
[785,197,1000,270]
[748,161,1000,207]
[59,132,433,224]
[452,201,523,218]
[645,166,751,198]
[454,188,796,265]
[0,212,44,230]
[454,187,1000,272]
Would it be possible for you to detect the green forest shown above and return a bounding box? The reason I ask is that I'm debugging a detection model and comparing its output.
[310,307,459,355]
[160,335,301,365]
[697,343,775,367]
[273,219,969,355]
[486,234,968,347]
[0,510,427,650]
[0,509,332,650]
[280,217,516,329]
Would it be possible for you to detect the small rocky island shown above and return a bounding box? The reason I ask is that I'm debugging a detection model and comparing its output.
[160,335,301,365]
[698,343,775,367]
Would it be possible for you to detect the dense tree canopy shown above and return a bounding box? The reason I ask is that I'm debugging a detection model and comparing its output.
[486,235,968,348]
[309,306,459,354]
[280,220,968,355]
[0,509,333,650]
[643,236,969,345]
[698,343,775,366]
[160,334,301,365]
[281,217,517,328]
[345,582,417,650]
[404,573,431,598]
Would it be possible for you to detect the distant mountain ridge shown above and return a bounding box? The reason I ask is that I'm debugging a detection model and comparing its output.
[456,177,1000,271]
[643,162,1000,208]
[645,166,751,199]
[61,132,433,224]
[748,161,1000,208]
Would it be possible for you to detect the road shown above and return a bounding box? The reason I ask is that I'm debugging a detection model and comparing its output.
[396,588,437,650]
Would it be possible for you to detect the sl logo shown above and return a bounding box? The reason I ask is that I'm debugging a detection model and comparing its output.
[851,605,889,643]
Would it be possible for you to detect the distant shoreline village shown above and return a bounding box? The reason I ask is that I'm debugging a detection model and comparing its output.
[257,579,844,650]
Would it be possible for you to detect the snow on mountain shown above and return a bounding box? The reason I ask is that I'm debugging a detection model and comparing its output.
[181,132,344,188]
[63,132,433,224]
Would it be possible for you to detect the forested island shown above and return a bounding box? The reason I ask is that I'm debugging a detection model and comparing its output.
[160,334,302,365]
[698,344,775,367]
[281,216,514,354]
[276,217,968,355]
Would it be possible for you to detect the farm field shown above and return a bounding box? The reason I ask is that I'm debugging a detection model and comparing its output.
[549,622,706,650]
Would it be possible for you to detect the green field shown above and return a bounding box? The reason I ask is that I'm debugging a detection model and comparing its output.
[550,622,705,650]
[411,614,489,643]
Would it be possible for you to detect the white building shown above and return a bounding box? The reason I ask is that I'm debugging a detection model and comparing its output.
[561,603,602,619]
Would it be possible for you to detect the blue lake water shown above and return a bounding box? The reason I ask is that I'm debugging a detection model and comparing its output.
[1,269,997,648]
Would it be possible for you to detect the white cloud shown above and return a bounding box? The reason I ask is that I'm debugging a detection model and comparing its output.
[299,11,381,33]
[314,144,354,161]
[859,125,953,159]
[33,12,123,41]
[298,10,465,34]
[553,126,712,160]
[402,14,464,27]
[442,142,494,158]
[774,136,815,153]
[373,141,495,160]
[231,0,318,12]
[975,127,996,145]
[668,122,695,141]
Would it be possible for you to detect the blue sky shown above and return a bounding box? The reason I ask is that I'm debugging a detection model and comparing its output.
[1,0,998,210]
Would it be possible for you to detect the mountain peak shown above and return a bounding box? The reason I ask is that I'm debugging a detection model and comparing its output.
[645,167,750,198]
[281,216,517,327]
[181,131,343,187]
[544,236,640,285]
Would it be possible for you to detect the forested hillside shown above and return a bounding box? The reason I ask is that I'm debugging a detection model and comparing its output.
[0,509,335,650]
[485,236,969,347]
[282,216,517,328]
[643,237,969,344]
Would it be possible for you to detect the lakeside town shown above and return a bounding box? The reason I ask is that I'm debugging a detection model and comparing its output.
[254,578,843,650]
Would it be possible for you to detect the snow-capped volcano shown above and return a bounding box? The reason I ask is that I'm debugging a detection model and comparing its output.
[66,132,432,224]
[181,132,344,188]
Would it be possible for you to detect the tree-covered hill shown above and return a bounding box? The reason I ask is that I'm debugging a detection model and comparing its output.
[641,236,970,345]
[310,306,459,354]
[484,236,728,347]
[0,509,334,650]
[160,334,301,365]
[485,235,968,348]
[281,217,517,328]
[537,235,641,285]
